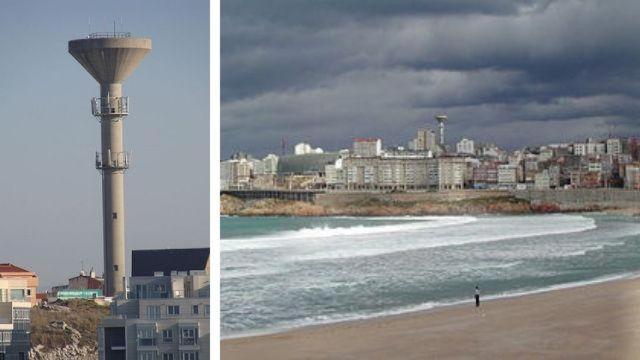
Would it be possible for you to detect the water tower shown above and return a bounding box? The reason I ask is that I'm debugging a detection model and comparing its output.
[69,32,151,296]
[435,114,447,146]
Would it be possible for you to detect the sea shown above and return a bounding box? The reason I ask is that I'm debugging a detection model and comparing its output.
[221,213,640,338]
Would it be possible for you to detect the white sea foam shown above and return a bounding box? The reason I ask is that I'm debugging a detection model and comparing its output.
[221,216,477,251]
[288,217,597,261]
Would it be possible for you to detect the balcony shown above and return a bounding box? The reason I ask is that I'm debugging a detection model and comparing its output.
[91,97,129,117]
[95,151,130,170]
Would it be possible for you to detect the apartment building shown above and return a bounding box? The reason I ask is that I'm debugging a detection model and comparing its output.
[498,164,518,188]
[428,157,465,190]
[0,264,36,360]
[98,249,210,360]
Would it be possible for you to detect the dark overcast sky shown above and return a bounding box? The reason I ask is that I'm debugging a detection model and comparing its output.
[221,0,640,159]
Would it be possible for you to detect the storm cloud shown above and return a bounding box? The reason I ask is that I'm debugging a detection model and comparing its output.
[221,0,640,158]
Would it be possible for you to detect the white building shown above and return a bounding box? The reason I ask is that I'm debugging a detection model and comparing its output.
[352,138,382,157]
[262,154,279,175]
[220,159,252,189]
[498,164,518,188]
[573,143,587,156]
[456,138,475,155]
[98,249,210,360]
[294,143,323,155]
[606,138,622,155]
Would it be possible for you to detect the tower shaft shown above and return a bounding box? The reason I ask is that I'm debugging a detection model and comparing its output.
[99,83,126,296]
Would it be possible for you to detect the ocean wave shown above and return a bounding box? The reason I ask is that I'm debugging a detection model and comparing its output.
[222,271,640,339]
[289,218,597,261]
[221,216,478,252]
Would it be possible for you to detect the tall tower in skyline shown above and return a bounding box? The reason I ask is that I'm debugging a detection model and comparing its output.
[69,32,151,296]
[435,114,448,147]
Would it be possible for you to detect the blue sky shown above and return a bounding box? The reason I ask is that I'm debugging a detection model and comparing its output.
[0,0,209,289]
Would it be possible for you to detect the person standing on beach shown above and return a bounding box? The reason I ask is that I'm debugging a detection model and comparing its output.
[475,285,480,307]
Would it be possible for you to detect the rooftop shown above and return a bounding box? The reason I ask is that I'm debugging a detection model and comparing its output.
[132,248,210,277]
[0,263,32,274]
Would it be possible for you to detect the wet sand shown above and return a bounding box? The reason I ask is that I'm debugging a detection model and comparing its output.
[222,276,640,359]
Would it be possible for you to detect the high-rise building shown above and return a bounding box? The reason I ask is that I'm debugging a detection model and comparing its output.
[98,249,210,360]
[414,128,437,152]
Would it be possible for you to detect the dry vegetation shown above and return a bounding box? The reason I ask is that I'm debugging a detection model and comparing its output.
[30,300,109,351]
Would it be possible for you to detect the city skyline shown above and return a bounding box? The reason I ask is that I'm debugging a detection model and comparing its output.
[222,0,640,159]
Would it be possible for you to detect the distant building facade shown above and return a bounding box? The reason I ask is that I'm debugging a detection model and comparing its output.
[456,138,475,155]
[352,138,382,157]
[498,164,518,188]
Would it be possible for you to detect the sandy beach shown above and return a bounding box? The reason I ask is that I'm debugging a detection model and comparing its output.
[222,276,640,359]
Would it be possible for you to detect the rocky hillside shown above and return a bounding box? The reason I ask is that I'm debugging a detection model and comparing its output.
[30,300,109,360]
[220,193,601,216]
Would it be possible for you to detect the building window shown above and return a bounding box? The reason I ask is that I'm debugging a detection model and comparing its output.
[112,212,118,219]
[154,284,168,298]
[138,351,156,360]
[146,306,161,320]
[10,289,25,301]
[192,305,199,314]
[162,354,174,360]
[0,353,5,360]
[167,305,180,315]
[181,352,198,360]
[162,329,173,343]
[137,325,157,346]
[204,305,210,316]
[114,265,119,272]
[180,328,197,345]
[18,353,24,360]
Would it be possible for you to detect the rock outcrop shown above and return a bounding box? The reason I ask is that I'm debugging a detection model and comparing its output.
[30,300,109,360]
